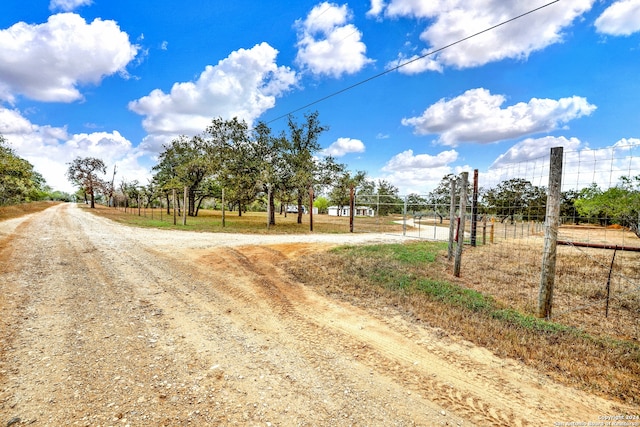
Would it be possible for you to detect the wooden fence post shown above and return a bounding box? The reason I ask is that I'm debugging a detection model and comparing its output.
[349,186,355,233]
[309,186,314,232]
[182,186,187,226]
[221,188,226,228]
[448,178,457,261]
[471,169,479,247]
[482,216,487,245]
[172,188,177,226]
[454,172,468,277]
[537,147,563,318]
[267,185,271,230]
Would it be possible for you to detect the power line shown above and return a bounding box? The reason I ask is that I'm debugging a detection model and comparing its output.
[266,1,560,124]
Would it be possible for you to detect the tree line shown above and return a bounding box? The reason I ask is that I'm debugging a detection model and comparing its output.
[61,111,639,236]
[65,112,403,225]
[0,134,72,205]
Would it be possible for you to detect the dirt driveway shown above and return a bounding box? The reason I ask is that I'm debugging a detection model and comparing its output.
[0,204,633,426]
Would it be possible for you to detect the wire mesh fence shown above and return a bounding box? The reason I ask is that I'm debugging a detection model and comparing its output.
[349,143,639,331]
[469,144,638,333]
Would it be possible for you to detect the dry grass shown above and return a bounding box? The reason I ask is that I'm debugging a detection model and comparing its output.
[460,237,640,340]
[85,204,406,234]
[0,201,61,221]
[284,239,640,406]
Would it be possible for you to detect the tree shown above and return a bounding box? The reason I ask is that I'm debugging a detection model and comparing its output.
[376,180,403,216]
[406,193,428,215]
[328,170,365,215]
[560,189,580,225]
[120,179,141,210]
[313,196,329,214]
[427,174,458,207]
[0,135,46,205]
[205,117,259,217]
[483,178,546,223]
[252,121,289,225]
[357,179,402,216]
[284,111,328,224]
[66,157,107,208]
[574,177,640,237]
[427,173,474,219]
[153,135,212,217]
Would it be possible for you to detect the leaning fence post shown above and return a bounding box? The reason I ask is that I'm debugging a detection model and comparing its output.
[454,172,469,277]
[537,147,563,319]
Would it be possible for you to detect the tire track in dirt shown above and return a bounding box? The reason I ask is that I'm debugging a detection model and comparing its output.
[210,244,633,426]
[60,204,455,425]
[2,204,635,426]
[216,246,522,426]
[174,246,459,425]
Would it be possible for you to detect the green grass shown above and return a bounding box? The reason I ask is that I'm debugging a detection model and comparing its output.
[333,241,444,264]
[332,241,603,336]
[287,240,640,403]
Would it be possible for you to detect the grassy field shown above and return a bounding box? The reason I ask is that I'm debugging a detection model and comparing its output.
[87,203,407,234]
[3,202,639,406]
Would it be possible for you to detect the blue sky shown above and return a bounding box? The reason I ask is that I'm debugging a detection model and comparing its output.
[1,0,639,194]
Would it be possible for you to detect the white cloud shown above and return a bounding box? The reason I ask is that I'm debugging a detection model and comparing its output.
[367,0,386,18]
[401,88,596,146]
[376,166,458,195]
[0,107,150,193]
[484,137,640,191]
[382,149,458,171]
[386,51,442,74]
[379,1,594,71]
[322,137,365,157]
[295,2,373,77]
[129,42,297,142]
[0,13,138,103]
[595,0,640,36]
[49,0,92,12]
[491,136,581,169]
[613,137,640,149]
[374,149,460,194]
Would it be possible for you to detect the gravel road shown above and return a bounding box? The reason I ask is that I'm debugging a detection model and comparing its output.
[0,203,632,426]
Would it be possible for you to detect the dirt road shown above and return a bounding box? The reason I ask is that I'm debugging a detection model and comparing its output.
[0,204,633,426]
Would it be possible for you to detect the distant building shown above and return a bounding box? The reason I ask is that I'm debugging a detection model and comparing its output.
[286,205,307,214]
[327,206,375,217]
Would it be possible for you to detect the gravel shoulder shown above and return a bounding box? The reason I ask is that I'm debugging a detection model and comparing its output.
[0,203,634,426]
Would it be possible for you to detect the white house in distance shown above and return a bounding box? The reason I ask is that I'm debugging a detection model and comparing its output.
[328,206,375,217]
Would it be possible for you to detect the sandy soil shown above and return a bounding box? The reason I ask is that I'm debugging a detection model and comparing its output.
[0,203,635,426]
